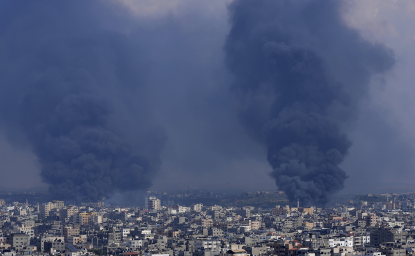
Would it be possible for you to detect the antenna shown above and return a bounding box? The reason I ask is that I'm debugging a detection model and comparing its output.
[297,199,299,208]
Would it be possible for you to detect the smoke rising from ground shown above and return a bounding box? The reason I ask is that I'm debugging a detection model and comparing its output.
[224,0,395,205]
[0,1,163,202]
[0,0,411,204]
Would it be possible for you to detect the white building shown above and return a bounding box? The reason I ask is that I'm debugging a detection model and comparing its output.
[130,239,142,248]
[147,197,161,211]
[354,236,370,245]
[178,206,189,213]
[328,238,353,248]
[194,239,221,250]
[122,228,130,237]
[92,214,102,224]
[356,250,386,256]
[193,204,203,212]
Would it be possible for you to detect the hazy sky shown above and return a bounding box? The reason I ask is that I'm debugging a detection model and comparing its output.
[0,0,414,196]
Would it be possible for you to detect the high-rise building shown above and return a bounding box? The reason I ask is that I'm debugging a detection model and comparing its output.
[147,196,161,211]
[74,212,95,225]
[39,202,54,220]
[60,206,78,221]
[63,227,80,242]
[235,208,251,218]
[193,204,203,212]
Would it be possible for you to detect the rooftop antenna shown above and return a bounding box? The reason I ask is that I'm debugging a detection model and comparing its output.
[297,199,300,208]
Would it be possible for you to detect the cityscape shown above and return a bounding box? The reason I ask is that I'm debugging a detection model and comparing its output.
[1,191,415,256]
[1,0,415,256]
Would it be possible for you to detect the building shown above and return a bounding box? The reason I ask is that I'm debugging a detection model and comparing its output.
[235,209,251,218]
[354,236,370,247]
[226,249,247,256]
[299,207,314,215]
[60,206,78,221]
[366,214,380,226]
[194,239,221,250]
[272,206,289,216]
[250,221,260,230]
[39,202,54,220]
[193,204,203,212]
[208,228,223,237]
[328,238,353,248]
[8,233,30,250]
[44,238,66,252]
[63,227,80,242]
[18,225,34,238]
[130,239,143,248]
[148,197,161,211]
[53,200,65,209]
[370,228,407,247]
[379,243,406,256]
[37,236,65,252]
[74,212,94,225]
[202,218,213,228]
[92,214,103,224]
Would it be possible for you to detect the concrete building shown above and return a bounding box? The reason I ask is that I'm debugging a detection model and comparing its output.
[63,227,80,242]
[193,204,203,212]
[92,214,103,224]
[226,249,247,256]
[60,206,78,221]
[299,207,314,215]
[202,219,213,228]
[52,200,64,209]
[370,228,407,247]
[39,202,54,220]
[235,209,250,218]
[36,236,64,252]
[73,212,93,225]
[250,221,260,230]
[148,197,161,211]
[44,238,65,253]
[130,239,143,248]
[194,239,221,250]
[272,206,289,216]
[17,225,34,238]
[8,233,30,250]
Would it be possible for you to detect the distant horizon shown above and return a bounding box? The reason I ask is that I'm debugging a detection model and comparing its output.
[3,182,415,196]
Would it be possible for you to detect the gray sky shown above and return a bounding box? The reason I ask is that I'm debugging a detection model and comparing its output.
[0,0,414,195]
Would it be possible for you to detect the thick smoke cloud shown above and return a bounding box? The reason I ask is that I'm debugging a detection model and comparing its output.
[0,1,163,202]
[225,0,395,205]
[0,0,407,204]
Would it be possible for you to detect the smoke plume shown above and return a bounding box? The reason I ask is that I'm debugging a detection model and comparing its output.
[0,1,163,202]
[225,0,395,205]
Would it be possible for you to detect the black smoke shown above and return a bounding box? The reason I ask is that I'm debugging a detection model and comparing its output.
[225,0,395,205]
[0,1,164,202]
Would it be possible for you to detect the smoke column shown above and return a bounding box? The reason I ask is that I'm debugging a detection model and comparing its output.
[0,1,163,202]
[225,0,395,205]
